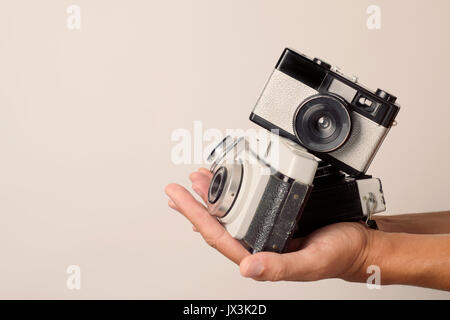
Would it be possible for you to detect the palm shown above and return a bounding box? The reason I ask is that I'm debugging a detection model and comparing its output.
[291,222,370,281]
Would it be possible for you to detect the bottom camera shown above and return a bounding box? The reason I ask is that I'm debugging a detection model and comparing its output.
[206,136,387,253]
[206,134,318,253]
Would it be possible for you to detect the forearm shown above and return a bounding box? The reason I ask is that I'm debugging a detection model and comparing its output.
[359,230,450,291]
[373,211,450,234]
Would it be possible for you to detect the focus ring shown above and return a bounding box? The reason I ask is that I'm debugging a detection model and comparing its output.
[293,94,351,153]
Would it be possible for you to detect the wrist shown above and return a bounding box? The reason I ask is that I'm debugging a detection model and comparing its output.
[340,226,381,283]
[355,230,450,290]
[341,227,390,283]
[363,229,394,284]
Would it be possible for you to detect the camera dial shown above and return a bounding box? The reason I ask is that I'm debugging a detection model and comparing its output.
[313,58,331,70]
[293,94,351,153]
[375,88,397,103]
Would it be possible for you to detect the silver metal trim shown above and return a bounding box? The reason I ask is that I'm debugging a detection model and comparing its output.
[293,94,352,153]
[207,161,243,218]
[207,136,243,172]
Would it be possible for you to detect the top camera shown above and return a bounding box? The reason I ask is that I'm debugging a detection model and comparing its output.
[250,48,400,176]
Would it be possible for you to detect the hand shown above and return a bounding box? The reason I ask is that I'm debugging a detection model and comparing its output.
[165,168,375,283]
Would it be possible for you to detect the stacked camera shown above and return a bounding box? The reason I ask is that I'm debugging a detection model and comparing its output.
[206,48,400,253]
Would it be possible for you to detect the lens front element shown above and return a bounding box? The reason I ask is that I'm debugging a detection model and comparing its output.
[208,167,227,204]
[207,162,243,218]
[293,94,351,153]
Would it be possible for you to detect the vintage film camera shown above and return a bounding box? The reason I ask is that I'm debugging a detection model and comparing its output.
[206,135,317,253]
[250,48,400,176]
[294,162,386,237]
[206,137,387,253]
[204,48,397,253]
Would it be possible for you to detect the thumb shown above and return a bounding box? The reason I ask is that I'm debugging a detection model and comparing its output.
[239,251,312,282]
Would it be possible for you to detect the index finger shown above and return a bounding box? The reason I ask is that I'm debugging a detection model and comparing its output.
[165,183,250,264]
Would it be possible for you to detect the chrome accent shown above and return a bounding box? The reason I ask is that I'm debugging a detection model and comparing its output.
[207,162,243,218]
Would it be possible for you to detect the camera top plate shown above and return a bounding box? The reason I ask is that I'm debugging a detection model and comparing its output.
[275,48,400,128]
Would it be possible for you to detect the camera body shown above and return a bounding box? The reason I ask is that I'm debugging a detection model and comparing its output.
[207,134,318,253]
[295,163,386,237]
[250,48,400,176]
[202,48,396,253]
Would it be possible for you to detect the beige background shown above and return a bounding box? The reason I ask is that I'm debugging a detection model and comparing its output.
[0,0,449,299]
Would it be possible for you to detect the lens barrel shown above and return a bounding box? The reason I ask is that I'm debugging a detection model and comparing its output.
[293,94,351,153]
[207,162,243,218]
[208,167,227,204]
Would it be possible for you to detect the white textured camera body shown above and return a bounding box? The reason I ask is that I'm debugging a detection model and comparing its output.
[252,69,390,174]
[207,134,317,246]
[250,48,400,176]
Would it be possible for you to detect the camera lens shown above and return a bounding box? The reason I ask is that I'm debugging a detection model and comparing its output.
[293,94,351,153]
[207,162,243,218]
[314,114,336,138]
[318,116,331,129]
[208,167,227,204]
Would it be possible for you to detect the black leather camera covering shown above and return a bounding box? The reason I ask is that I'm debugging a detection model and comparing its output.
[294,173,366,237]
[242,175,311,253]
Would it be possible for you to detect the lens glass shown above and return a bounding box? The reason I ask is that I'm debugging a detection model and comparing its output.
[293,94,351,153]
[312,113,336,138]
[210,173,222,198]
[208,167,227,204]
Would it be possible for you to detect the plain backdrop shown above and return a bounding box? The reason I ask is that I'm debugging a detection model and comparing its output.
[0,0,449,299]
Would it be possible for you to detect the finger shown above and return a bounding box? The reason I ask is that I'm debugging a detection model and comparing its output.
[168,199,178,210]
[239,250,318,282]
[165,183,250,264]
[189,169,212,187]
[189,169,213,203]
[188,172,211,203]
[189,168,213,183]
[168,199,198,231]
[198,167,213,178]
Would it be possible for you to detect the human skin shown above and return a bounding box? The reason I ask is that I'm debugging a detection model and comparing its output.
[373,211,450,234]
[164,168,450,291]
